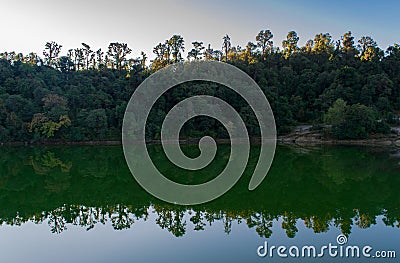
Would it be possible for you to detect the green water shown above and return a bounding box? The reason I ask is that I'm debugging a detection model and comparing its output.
[0,145,399,262]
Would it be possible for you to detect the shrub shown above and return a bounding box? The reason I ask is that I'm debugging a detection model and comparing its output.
[324,99,388,139]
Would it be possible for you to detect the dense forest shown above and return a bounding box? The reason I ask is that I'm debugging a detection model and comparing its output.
[0,30,399,142]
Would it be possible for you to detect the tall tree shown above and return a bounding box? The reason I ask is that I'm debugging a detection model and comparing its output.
[140,51,147,69]
[282,31,299,58]
[256,29,273,59]
[222,34,231,61]
[74,48,84,70]
[167,35,185,63]
[342,31,356,52]
[152,42,169,69]
[358,36,382,61]
[95,48,104,69]
[204,44,213,60]
[107,42,132,70]
[43,41,62,67]
[187,41,204,60]
[312,33,334,54]
[153,42,167,60]
[81,43,93,70]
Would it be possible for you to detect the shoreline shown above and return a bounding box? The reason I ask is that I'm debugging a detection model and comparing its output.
[1,135,399,148]
[278,131,400,148]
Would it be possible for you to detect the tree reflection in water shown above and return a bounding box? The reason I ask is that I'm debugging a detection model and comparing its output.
[0,145,399,238]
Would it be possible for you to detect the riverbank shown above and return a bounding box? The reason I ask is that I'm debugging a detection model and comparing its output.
[1,133,400,147]
[278,125,400,148]
[278,133,400,147]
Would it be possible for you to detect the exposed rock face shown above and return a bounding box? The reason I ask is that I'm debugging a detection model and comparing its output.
[294,134,322,144]
[279,126,400,147]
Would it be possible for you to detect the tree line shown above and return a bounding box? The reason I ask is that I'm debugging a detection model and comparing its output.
[0,30,399,142]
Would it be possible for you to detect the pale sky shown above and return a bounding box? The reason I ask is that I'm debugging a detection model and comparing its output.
[1,0,399,60]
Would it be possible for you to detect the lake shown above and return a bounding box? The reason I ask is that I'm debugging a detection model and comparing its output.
[0,145,399,262]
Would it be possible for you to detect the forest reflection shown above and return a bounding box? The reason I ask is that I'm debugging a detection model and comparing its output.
[0,145,399,237]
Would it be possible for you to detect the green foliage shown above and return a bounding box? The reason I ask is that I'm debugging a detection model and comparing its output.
[30,114,71,139]
[282,31,299,58]
[84,109,108,139]
[324,99,348,126]
[325,99,390,139]
[312,33,334,54]
[0,31,399,142]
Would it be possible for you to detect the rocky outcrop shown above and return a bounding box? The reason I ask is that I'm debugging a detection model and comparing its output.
[279,129,400,147]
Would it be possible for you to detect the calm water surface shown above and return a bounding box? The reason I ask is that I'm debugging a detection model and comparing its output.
[0,145,399,262]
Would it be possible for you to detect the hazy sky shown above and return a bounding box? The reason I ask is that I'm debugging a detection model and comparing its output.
[1,0,399,60]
